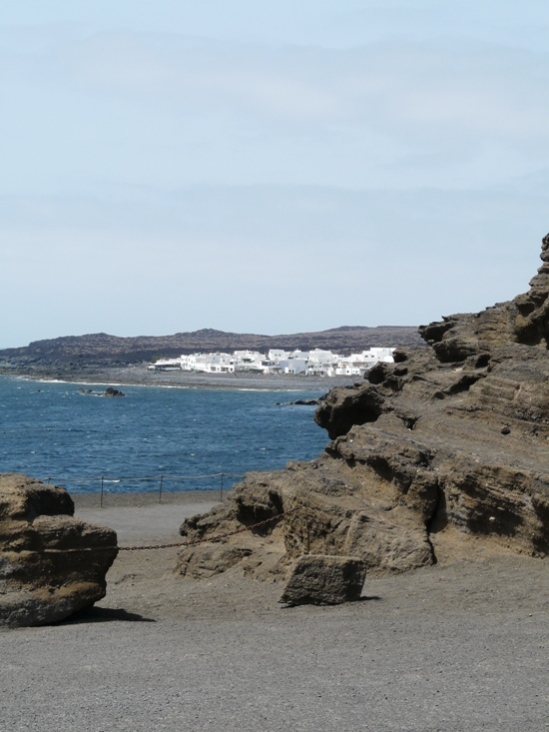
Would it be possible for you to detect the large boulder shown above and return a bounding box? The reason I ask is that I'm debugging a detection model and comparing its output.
[0,473,118,627]
[279,554,366,606]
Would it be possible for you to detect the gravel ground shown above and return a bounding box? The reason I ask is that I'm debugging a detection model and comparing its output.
[72,490,222,540]
[1,497,549,731]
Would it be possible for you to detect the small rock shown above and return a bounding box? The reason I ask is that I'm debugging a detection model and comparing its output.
[279,554,366,606]
[104,387,125,397]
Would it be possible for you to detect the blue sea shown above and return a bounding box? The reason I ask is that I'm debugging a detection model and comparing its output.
[0,377,330,495]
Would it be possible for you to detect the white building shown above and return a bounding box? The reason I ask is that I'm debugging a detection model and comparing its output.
[334,348,395,375]
[267,349,289,361]
[149,345,394,376]
[148,358,182,371]
[233,350,268,373]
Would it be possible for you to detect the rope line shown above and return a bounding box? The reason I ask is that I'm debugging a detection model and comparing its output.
[6,507,304,554]
[118,507,299,551]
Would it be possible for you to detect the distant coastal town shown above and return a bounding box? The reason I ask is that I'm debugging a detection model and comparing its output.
[148,347,395,377]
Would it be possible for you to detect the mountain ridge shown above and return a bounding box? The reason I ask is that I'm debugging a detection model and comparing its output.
[0,326,424,367]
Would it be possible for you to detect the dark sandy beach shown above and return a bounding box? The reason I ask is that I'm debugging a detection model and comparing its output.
[10,362,359,392]
[1,494,548,731]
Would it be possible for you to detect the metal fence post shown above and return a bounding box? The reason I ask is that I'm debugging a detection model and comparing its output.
[159,474,164,503]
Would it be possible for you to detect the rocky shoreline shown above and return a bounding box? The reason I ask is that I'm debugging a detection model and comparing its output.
[175,232,549,580]
[4,235,549,727]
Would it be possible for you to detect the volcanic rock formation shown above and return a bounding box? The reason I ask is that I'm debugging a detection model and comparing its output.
[0,474,118,627]
[179,234,549,578]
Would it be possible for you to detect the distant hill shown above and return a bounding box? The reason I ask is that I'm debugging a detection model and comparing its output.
[0,326,424,369]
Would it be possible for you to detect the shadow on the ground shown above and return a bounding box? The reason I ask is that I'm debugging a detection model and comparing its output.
[59,606,156,625]
[280,595,382,609]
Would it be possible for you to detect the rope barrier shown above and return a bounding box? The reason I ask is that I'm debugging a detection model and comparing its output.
[117,507,299,552]
[19,505,307,558]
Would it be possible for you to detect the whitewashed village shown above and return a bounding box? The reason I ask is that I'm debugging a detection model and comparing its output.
[149,347,394,377]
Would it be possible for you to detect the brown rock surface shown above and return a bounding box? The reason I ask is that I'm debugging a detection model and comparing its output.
[279,554,366,606]
[176,545,252,579]
[0,473,118,627]
[179,234,549,579]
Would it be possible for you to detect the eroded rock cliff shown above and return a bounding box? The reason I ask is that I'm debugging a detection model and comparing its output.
[178,234,549,579]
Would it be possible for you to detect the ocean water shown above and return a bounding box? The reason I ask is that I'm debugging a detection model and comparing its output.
[0,377,330,495]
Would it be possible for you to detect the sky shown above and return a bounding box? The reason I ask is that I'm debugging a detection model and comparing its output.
[1,1,548,348]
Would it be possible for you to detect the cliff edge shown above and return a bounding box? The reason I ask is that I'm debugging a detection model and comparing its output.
[178,234,549,579]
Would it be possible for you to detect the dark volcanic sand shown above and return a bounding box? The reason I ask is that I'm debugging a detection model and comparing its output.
[0,494,548,731]
[8,363,360,392]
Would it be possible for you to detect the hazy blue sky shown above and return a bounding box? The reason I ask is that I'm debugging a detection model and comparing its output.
[1,1,548,347]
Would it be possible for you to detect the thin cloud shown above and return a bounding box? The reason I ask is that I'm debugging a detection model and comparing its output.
[0,186,544,347]
[0,4,547,346]
[1,31,547,194]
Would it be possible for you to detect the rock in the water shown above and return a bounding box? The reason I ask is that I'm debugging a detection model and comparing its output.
[104,387,124,397]
[0,473,118,627]
[279,554,366,606]
[177,233,549,581]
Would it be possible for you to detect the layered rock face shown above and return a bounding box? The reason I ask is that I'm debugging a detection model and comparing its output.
[0,474,118,627]
[180,234,549,578]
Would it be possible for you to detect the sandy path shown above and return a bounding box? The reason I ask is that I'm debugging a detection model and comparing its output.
[1,496,549,731]
[75,493,219,543]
